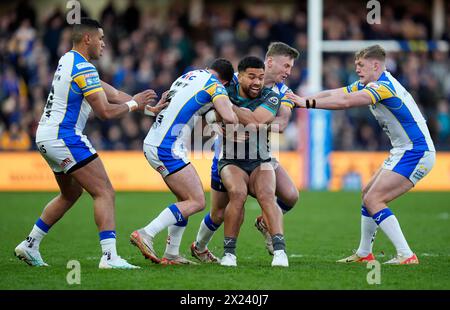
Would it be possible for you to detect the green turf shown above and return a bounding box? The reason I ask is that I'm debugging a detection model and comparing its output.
[0,191,449,290]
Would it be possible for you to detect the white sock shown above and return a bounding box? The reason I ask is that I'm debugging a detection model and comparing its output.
[195,220,216,252]
[164,225,186,257]
[26,225,47,249]
[378,216,413,257]
[356,216,378,257]
[100,238,118,259]
[144,208,178,238]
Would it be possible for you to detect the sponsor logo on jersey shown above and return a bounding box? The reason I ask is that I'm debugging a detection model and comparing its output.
[76,62,95,70]
[156,165,167,173]
[181,71,196,80]
[366,82,380,90]
[215,85,227,94]
[60,157,73,169]
[268,96,279,105]
[85,74,100,86]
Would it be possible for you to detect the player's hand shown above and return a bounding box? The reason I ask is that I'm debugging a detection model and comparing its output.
[144,90,170,116]
[286,93,306,108]
[133,89,158,110]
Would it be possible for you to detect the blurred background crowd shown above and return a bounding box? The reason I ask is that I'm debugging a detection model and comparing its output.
[0,0,449,152]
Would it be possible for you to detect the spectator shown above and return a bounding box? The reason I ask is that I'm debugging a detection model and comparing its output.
[0,122,31,151]
[0,0,448,152]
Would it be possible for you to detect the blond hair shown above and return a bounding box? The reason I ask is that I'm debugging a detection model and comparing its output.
[266,42,299,60]
[355,44,386,61]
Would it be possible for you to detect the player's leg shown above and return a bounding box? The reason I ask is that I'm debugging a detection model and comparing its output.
[15,173,83,267]
[40,174,84,225]
[356,168,382,258]
[337,168,382,263]
[362,169,415,263]
[275,163,299,212]
[249,163,288,267]
[161,164,205,264]
[363,150,435,264]
[70,156,138,269]
[191,188,228,263]
[255,162,299,255]
[131,145,203,264]
[220,165,249,266]
[192,153,232,262]
[134,163,204,264]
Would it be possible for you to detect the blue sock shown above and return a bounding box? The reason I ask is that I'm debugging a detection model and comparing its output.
[35,218,51,233]
[168,204,188,226]
[195,212,220,251]
[26,218,51,248]
[99,230,117,258]
[356,205,378,257]
[99,230,116,241]
[372,208,394,225]
[204,212,221,231]
[361,205,371,217]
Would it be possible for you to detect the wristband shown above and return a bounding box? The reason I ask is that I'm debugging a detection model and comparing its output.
[125,100,138,112]
[306,99,316,109]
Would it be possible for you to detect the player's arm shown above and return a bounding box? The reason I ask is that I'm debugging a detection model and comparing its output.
[85,89,157,120]
[101,80,160,111]
[270,104,291,133]
[212,96,238,124]
[101,80,132,104]
[232,104,275,126]
[307,88,346,100]
[286,90,373,110]
[74,69,157,119]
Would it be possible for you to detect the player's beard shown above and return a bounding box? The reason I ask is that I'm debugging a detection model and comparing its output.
[243,85,261,99]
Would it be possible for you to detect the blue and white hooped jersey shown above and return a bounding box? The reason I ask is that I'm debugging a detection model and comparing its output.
[144,69,228,148]
[36,50,103,142]
[344,71,435,152]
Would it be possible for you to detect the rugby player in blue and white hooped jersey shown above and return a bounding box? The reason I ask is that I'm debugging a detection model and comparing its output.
[288,45,435,265]
[130,59,238,265]
[191,43,300,262]
[14,18,159,269]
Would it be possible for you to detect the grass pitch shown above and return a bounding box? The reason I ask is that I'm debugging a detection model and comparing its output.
[1,191,449,290]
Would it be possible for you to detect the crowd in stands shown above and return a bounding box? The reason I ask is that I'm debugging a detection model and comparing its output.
[1,0,449,152]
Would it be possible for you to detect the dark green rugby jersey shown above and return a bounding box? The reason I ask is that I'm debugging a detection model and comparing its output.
[221,80,281,161]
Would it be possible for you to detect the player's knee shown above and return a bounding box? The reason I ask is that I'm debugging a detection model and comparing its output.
[362,193,379,210]
[283,188,299,207]
[191,194,206,212]
[102,184,115,202]
[89,178,115,201]
[61,187,83,203]
[211,209,224,224]
[69,187,83,201]
[228,188,247,204]
[256,191,276,206]
[361,185,369,199]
